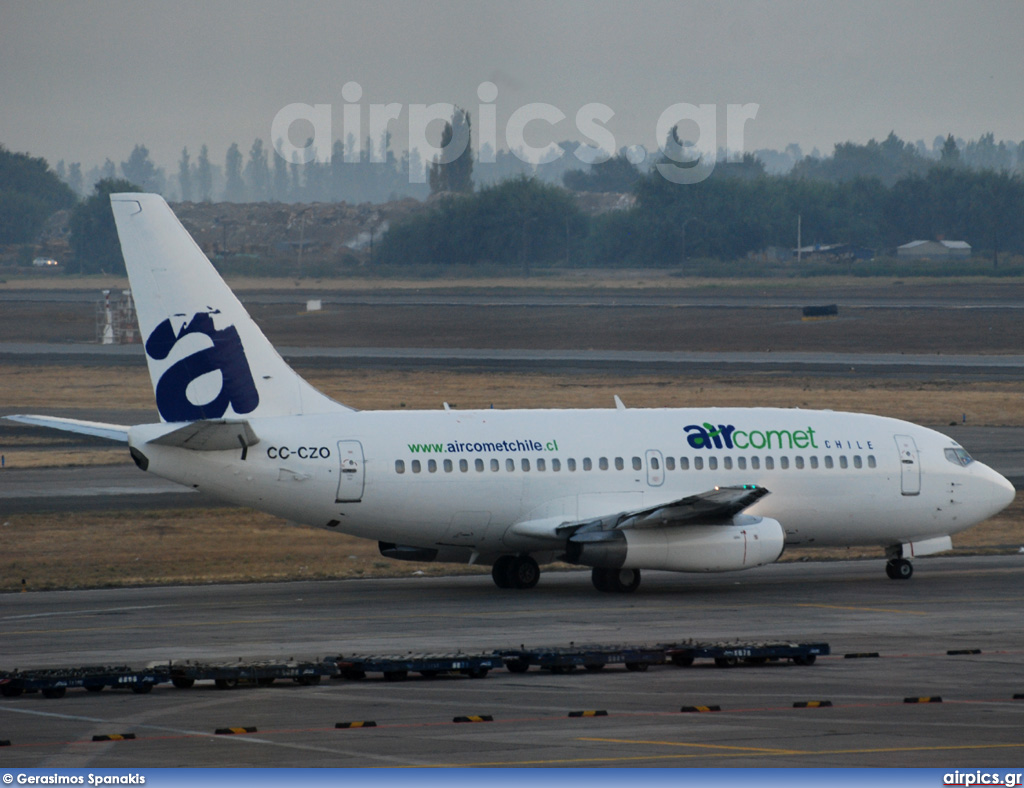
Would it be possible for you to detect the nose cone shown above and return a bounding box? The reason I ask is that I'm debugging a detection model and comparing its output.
[979,463,1016,518]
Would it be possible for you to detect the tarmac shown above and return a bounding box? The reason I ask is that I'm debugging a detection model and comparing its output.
[2,557,1024,767]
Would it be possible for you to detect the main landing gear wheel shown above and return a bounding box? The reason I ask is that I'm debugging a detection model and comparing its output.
[491,556,515,588]
[886,558,913,580]
[491,555,540,589]
[591,567,641,593]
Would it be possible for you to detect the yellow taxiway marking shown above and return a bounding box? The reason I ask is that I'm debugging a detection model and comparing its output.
[417,740,1024,767]
[796,603,929,615]
[579,738,1024,758]
[581,738,804,754]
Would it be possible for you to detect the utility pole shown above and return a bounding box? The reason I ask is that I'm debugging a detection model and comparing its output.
[797,213,802,262]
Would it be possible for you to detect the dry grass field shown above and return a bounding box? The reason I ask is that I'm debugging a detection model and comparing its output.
[3,364,1024,427]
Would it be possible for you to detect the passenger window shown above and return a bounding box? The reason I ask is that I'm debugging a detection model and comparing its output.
[839,456,848,469]
[737,456,747,470]
[537,458,546,472]
[552,458,561,472]
[665,456,675,471]
[723,457,733,470]
[795,456,804,469]
[780,456,789,470]
[751,456,760,470]
[522,458,531,472]
[853,456,862,469]
[475,458,484,472]
[633,456,643,471]
[868,455,877,468]
[583,458,592,471]
[765,457,774,470]
[694,457,704,470]
[615,457,624,471]
[444,459,453,473]
[490,458,499,472]
[809,456,818,469]
[679,457,690,470]
[708,457,718,470]
[824,456,834,469]
[428,459,437,473]
[459,459,468,472]
[395,460,405,474]
[412,460,422,473]
[506,458,515,472]
[599,457,609,471]
[568,458,577,472]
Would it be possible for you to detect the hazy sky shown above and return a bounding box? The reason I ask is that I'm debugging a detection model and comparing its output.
[2,0,1023,172]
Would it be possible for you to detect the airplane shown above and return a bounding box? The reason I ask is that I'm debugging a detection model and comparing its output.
[5,193,1016,593]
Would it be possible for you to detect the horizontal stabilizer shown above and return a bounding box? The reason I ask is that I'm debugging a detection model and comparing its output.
[147,419,260,451]
[4,415,129,443]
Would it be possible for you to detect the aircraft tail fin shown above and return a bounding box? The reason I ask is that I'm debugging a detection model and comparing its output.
[110,193,348,422]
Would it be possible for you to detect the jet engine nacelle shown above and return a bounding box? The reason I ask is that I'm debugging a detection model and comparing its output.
[566,516,785,573]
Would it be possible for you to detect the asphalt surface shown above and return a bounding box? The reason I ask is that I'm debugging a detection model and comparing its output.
[2,557,1024,767]
[5,286,1024,309]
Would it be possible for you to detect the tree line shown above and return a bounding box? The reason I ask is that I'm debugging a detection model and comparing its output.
[378,153,1024,269]
[47,129,1024,206]
[3,127,1024,273]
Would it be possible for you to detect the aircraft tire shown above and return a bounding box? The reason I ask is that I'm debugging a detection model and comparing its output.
[886,558,913,580]
[491,556,515,589]
[607,568,641,593]
[591,567,612,592]
[509,555,540,589]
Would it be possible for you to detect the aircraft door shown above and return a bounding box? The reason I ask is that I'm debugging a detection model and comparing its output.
[336,440,365,502]
[894,434,920,496]
[645,449,665,487]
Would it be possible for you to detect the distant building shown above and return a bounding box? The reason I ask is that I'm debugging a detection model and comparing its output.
[897,240,971,259]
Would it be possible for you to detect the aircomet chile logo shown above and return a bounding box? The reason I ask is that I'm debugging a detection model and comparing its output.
[684,422,820,451]
[145,309,259,422]
[685,421,878,452]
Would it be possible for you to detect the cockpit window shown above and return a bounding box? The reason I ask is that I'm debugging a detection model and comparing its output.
[944,447,974,467]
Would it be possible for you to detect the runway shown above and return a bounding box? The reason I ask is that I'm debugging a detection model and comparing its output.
[2,557,1024,767]
[5,286,1024,309]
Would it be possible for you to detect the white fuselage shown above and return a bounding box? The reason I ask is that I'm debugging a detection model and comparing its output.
[129,406,1014,564]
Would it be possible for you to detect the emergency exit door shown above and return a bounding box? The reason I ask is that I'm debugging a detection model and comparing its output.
[336,440,365,502]
[894,434,920,496]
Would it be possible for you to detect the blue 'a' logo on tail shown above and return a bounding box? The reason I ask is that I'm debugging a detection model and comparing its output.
[146,310,260,422]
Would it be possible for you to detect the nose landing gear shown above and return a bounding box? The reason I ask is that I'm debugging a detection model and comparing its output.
[885,557,913,580]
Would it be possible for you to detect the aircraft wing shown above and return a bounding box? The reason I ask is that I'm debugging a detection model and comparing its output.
[3,415,129,443]
[509,485,769,544]
[604,484,769,530]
